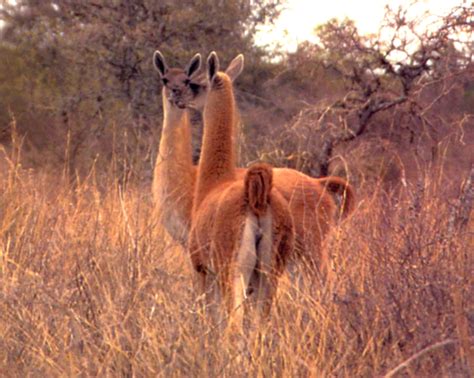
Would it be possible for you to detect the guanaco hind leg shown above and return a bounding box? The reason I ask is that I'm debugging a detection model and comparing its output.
[230,213,259,332]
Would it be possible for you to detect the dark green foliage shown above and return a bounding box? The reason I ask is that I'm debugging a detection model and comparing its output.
[0,0,284,174]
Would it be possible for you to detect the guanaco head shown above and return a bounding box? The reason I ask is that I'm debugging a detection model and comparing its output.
[206,51,244,89]
[153,50,207,109]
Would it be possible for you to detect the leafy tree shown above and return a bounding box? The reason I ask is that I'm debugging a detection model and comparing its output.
[2,0,283,116]
[0,0,284,173]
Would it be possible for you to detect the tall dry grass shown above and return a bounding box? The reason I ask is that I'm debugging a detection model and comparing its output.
[0,138,472,377]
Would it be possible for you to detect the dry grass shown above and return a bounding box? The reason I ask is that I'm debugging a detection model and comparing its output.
[0,145,472,377]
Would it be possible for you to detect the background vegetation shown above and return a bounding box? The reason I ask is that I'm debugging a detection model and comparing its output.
[0,0,473,376]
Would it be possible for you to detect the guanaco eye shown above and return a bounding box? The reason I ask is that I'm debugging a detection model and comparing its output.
[162,78,168,85]
[189,83,201,94]
[184,79,190,85]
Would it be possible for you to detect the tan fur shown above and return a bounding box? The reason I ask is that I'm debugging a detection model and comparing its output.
[189,61,295,332]
[152,53,203,246]
[152,94,195,245]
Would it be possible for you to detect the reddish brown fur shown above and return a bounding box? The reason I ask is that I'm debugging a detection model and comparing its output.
[189,64,295,329]
[189,179,294,281]
[152,52,355,279]
[193,73,237,209]
[318,176,355,218]
[244,163,273,217]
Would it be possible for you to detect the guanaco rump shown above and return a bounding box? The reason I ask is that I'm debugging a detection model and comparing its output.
[152,51,354,274]
[189,52,295,331]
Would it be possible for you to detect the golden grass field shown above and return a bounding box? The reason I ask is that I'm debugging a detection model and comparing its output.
[0,140,472,377]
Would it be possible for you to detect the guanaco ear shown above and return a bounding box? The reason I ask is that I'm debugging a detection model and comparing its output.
[207,51,220,83]
[153,50,168,77]
[225,54,244,82]
[185,53,202,79]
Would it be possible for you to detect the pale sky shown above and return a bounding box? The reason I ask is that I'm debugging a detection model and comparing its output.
[0,1,469,51]
[255,0,469,51]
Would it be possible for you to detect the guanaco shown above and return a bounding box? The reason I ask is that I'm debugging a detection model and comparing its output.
[189,52,294,331]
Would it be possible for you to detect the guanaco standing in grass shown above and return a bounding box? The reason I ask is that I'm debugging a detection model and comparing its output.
[189,52,295,331]
[152,51,204,246]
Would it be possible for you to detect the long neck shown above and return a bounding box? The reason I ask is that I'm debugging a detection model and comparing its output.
[157,106,193,168]
[153,92,195,225]
[195,73,236,207]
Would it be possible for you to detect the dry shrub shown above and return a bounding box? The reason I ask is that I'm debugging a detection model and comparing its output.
[320,177,473,376]
[0,145,472,376]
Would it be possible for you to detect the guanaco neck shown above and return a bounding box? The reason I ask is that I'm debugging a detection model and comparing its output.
[194,73,236,208]
[153,90,195,219]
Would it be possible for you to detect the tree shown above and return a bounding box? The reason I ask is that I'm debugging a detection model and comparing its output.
[0,0,284,174]
[265,4,473,183]
[2,0,283,117]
